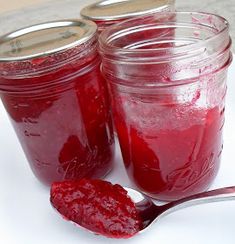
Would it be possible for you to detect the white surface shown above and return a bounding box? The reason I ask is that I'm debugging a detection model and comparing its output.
[0,61,235,244]
[0,2,235,242]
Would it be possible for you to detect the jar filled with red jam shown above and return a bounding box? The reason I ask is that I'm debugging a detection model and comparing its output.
[0,20,115,186]
[81,0,175,33]
[100,12,232,201]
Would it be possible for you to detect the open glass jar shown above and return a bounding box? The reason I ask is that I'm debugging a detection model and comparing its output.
[81,0,175,33]
[100,12,232,201]
[0,20,115,186]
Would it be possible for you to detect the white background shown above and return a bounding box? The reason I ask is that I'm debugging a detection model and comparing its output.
[0,1,235,241]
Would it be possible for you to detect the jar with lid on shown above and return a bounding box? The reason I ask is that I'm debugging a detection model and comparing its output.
[0,20,115,186]
[81,0,175,33]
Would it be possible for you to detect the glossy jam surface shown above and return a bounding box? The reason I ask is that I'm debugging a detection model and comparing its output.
[0,55,114,185]
[113,93,224,201]
[50,179,142,238]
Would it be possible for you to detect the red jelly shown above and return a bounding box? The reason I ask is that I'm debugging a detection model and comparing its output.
[100,12,232,200]
[115,104,224,200]
[0,20,115,185]
[50,179,142,238]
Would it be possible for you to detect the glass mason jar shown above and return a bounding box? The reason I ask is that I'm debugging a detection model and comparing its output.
[100,12,232,201]
[0,20,115,186]
[81,0,175,33]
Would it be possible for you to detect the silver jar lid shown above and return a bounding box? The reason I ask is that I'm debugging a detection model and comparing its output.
[81,0,175,21]
[0,19,97,62]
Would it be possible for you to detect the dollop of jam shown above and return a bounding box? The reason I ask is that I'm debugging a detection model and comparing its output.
[50,179,142,238]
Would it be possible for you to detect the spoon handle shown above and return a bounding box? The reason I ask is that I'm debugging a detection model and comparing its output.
[160,186,235,217]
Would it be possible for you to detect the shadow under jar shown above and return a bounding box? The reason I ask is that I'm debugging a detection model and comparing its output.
[99,12,232,201]
[0,20,115,186]
[81,0,175,33]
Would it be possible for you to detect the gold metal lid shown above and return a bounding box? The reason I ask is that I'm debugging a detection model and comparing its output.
[81,0,175,21]
[0,19,97,62]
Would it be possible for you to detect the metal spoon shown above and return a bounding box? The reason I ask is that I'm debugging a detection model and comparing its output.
[125,186,235,232]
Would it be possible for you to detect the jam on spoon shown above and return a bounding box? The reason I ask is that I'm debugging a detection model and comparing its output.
[50,179,235,239]
[50,179,142,238]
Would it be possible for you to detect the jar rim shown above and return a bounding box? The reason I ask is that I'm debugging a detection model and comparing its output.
[99,12,232,86]
[99,11,230,62]
[0,19,99,77]
[81,0,175,21]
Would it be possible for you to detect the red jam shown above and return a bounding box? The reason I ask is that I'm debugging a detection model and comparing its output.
[114,100,224,201]
[0,29,115,185]
[50,179,142,238]
[0,55,114,185]
[99,12,231,201]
